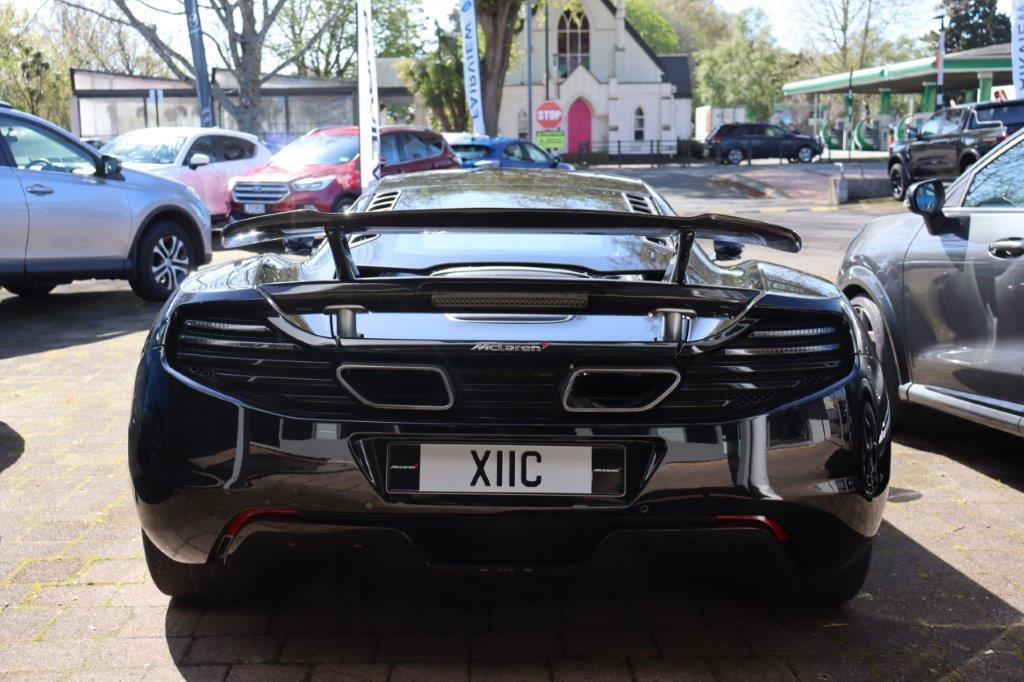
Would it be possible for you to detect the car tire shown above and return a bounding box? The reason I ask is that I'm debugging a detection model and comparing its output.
[3,283,56,296]
[130,220,197,302]
[795,545,873,605]
[850,294,917,429]
[142,531,234,602]
[725,148,745,165]
[889,162,909,200]
[958,155,977,175]
[796,145,814,163]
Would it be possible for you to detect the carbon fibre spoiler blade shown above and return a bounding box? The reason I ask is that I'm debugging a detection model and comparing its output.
[221,208,801,284]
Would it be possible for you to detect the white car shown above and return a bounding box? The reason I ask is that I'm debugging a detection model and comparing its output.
[101,127,272,219]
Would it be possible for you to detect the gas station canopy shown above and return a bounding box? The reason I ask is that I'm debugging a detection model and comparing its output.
[783,44,1012,96]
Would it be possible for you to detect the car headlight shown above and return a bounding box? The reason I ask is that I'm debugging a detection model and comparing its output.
[291,175,335,191]
[227,176,239,190]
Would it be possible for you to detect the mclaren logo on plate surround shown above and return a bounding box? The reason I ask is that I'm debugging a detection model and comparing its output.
[471,342,550,352]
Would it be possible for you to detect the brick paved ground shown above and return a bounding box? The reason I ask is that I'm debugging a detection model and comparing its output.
[2,219,1023,679]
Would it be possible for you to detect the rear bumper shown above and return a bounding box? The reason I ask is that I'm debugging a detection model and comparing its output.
[130,347,890,570]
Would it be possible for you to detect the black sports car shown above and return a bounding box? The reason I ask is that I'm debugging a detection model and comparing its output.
[130,169,890,603]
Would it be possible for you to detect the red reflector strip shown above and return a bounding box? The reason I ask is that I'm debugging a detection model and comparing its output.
[223,508,299,536]
[714,514,788,542]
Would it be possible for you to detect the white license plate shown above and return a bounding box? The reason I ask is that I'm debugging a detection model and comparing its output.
[243,203,267,214]
[386,443,625,496]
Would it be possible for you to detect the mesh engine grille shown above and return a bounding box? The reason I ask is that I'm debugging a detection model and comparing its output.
[166,308,853,422]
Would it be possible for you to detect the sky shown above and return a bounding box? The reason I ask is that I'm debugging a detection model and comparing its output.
[10,0,1020,61]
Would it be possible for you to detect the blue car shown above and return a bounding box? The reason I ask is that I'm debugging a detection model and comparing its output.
[446,134,574,170]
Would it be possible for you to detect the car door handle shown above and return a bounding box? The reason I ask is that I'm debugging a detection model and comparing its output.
[988,238,1024,258]
[25,183,54,196]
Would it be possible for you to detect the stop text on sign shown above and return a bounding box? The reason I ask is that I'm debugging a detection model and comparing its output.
[535,100,563,130]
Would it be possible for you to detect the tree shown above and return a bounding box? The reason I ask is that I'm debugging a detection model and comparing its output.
[58,0,353,134]
[799,0,914,73]
[396,23,468,132]
[693,9,786,120]
[476,0,525,136]
[626,0,679,54]
[932,0,1010,52]
[46,2,170,76]
[0,4,70,125]
[272,0,422,79]
[656,0,734,55]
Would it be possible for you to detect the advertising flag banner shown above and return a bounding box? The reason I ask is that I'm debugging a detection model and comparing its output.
[357,0,380,189]
[459,0,486,135]
[1014,0,1024,96]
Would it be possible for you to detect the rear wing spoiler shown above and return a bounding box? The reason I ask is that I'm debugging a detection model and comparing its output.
[221,208,801,284]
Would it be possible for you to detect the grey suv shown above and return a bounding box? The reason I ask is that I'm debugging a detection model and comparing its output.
[840,128,1024,437]
[0,105,212,301]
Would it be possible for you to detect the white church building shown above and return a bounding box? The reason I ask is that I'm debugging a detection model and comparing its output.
[498,0,692,156]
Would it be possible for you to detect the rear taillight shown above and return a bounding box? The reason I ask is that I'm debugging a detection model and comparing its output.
[709,135,722,143]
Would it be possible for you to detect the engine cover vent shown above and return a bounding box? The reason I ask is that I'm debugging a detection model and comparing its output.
[623,192,655,214]
[366,190,402,212]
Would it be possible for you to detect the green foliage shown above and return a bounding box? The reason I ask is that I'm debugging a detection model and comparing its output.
[931,0,1010,52]
[395,24,469,132]
[694,9,786,120]
[0,4,69,125]
[654,0,734,54]
[625,0,679,54]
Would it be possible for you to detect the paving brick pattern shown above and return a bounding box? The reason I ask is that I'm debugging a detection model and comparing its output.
[2,251,1023,679]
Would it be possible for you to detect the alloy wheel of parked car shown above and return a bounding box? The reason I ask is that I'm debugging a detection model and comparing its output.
[796,146,814,163]
[726,148,744,165]
[131,221,197,302]
[889,163,908,200]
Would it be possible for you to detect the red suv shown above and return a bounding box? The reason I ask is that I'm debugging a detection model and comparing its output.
[228,124,459,221]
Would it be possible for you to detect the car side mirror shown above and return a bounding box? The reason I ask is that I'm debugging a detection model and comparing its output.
[713,240,744,261]
[188,153,211,169]
[907,179,947,235]
[552,155,562,164]
[99,154,121,177]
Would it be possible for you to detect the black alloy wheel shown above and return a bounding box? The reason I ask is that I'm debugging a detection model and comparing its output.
[889,163,908,200]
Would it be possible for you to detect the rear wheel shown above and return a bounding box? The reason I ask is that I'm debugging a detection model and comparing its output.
[889,162,908,200]
[725,148,745,165]
[850,294,917,429]
[795,545,873,604]
[3,282,55,296]
[796,145,814,163]
[142,531,234,602]
[130,220,197,302]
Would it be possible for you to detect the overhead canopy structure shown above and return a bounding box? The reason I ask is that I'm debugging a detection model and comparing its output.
[783,44,1012,97]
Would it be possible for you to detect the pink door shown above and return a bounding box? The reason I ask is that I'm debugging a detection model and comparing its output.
[567,99,592,156]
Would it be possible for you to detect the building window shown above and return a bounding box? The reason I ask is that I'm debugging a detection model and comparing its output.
[557,11,589,78]
[633,107,645,141]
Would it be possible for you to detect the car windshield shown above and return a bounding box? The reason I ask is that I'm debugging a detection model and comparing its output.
[974,105,1024,127]
[272,133,359,166]
[101,134,187,164]
[452,144,490,161]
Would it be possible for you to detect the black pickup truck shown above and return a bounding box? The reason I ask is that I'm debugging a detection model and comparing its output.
[888,99,1024,199]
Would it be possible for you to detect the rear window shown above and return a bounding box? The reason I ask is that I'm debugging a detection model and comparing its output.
[452,144,490,161]
[974,104,1024,127]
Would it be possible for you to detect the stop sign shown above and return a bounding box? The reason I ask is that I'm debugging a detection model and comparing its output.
[535,101,563,130]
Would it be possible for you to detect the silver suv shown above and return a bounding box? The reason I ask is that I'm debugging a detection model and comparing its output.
[0,105,212,301]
